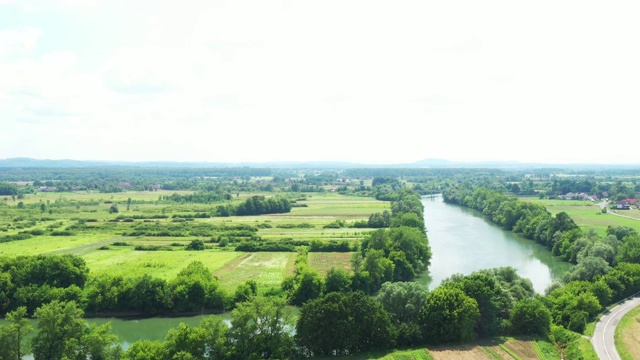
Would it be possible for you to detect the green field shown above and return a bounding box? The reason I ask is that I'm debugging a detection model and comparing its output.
[0,190,388,293]
[519,197,640,236]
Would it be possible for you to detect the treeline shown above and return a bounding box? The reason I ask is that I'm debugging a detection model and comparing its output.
[0,267,546,360]
[344,168,504,178]
[279,188,431,308]
[0,182,18,196]
[0,256,250,316]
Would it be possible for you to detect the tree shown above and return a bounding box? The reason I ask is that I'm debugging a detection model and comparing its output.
[31,301,85,360]
[0,306,33,360]
[443,273,510,337]
[296,291,394,357]
[564,256,611,282]
[420,286,480,343]
[616,234,640,264]
[324,268,351,294]
[291,270,323,305]
[125,340,166,360]
[76,322,120,360]
[510,298,551,336]
[376,281,428,346]
[108,204,119,214]
[162,322,207,359]
[228,296,294,360]
[198,315,228,359]
[185,240,205,251]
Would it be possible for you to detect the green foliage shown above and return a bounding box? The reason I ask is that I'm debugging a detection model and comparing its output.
[235,195,291,216]
[510,297,551,336]
[108,204,119,214]
[376,281,428,346]
[420,286,480,343]
[166,261,225,313]
[185,239,205,251]
[443,272,511,337]
[0,254,89,314]
[31,300,120,360]
[0,182,18,196]
[296,291,395,357]
[324,268,352,294]
[0,306,33,360]
[124,339,166,360]
[228,296,294,360]
[291,270,324,306]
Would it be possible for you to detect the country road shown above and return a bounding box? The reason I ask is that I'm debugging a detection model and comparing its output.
[592,294,640,360]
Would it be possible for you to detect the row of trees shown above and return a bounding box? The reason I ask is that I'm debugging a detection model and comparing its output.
[0,256,235,316]
[5,260,640,359]
[0,270,540,360]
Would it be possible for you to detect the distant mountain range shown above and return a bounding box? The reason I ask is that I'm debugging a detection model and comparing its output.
[0,157,639,170]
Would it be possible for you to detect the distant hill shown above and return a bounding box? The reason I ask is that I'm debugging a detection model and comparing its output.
[0,157,639,170]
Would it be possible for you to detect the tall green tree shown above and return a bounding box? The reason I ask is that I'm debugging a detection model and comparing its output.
[228,296,294,360]
[296,291,394,357]
[0,306,33,360]
[376,281,428,346]
[510,298,551,336]
[31,301,86,360]
[420,286,480,343]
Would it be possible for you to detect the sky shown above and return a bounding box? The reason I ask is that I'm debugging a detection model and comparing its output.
[1,0,639,165]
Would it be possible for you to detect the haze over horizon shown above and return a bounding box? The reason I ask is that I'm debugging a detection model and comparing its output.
[2,1,639,165]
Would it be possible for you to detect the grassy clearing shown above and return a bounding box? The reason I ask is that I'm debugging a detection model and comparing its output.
[519,198,640,235]
[85,248,242,280]
[615,304,640,360]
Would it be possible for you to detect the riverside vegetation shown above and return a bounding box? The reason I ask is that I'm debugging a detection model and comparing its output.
[0,166,639,359]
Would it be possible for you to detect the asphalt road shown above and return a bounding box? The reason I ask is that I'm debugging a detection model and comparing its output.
[592,294,640,360]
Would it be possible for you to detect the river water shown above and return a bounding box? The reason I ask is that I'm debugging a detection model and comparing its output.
[10,195,572,349]
[417,194,572,293]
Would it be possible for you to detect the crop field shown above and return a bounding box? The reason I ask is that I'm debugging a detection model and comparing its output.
[213,252,297,291]
[427,339,551,360]
[307,252,353,276]
[0,190,385,293]
[519,197,640,235]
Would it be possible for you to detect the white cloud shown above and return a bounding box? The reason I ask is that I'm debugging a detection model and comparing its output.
[2,0,640,163]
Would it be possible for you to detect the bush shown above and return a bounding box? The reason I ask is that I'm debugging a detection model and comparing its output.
[186,240,206,251]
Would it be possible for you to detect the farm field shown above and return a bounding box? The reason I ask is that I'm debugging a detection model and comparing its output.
[355,338,558,360]
[0,190,388,293]
[519,197,640,236]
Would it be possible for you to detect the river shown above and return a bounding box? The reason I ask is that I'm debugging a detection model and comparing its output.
[417,194,572,293]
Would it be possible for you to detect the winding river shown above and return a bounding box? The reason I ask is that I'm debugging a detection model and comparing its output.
[417,194,572,293]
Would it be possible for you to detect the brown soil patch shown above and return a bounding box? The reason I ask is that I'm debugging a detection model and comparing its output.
[428,344,491,360]
[621,314,640,358]
[503,340,538,360]
[483,345,512,359]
